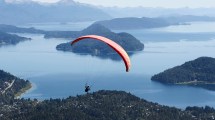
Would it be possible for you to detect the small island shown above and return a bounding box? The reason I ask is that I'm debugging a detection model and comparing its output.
[55,24,144,60]
[151,57,215,90]
[0,24,144,60]
[0,31,31,46]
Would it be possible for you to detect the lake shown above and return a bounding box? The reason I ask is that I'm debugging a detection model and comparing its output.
[1,22,215,108]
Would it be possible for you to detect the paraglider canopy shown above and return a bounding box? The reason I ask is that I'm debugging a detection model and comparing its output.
[71,35,131,72]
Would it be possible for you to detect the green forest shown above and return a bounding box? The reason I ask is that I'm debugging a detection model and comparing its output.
[1,70,215,120]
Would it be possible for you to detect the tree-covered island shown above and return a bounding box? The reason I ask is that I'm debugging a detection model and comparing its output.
[55,24,144,60]
[151,57,215,90]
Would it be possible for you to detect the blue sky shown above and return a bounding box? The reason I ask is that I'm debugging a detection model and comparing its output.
[5,0,215,8]
[73,0,215,8]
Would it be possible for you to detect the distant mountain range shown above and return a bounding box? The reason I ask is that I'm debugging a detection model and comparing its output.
[2,0,215,25]
[151,57,215,90]
[0,0,111,24]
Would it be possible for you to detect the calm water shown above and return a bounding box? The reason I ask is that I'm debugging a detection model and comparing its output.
[1,22,215,108]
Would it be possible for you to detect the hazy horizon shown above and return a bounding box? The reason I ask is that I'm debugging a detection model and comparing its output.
[3,0,215,8]
[74,0,215,8]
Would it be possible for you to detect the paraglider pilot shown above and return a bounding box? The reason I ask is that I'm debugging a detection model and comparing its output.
[85,83,90,93]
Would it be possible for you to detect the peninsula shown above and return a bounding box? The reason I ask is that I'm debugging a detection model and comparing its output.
[0,31,31,46]
[0,70,31,102]
[95,15,215,30]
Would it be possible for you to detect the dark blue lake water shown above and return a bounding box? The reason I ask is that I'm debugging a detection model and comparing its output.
[1,22,215,108]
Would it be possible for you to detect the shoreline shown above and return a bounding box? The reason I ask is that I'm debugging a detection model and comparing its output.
[15,82,32,98]
[176,80,215,85]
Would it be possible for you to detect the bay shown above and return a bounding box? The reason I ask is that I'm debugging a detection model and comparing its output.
[1,22,215,108]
